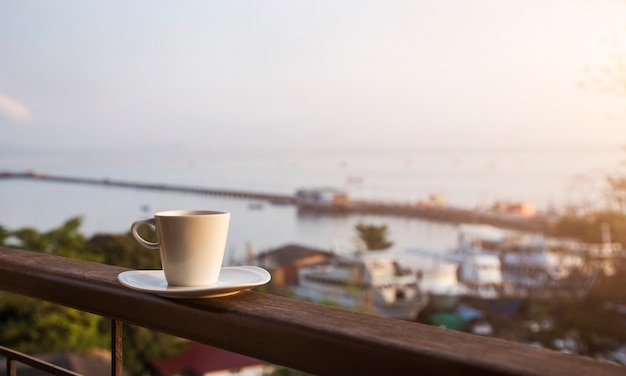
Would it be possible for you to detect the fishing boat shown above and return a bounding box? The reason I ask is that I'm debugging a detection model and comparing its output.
[292,242,428,320]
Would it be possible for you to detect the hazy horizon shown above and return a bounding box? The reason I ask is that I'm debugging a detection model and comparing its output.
[1,1,626,154]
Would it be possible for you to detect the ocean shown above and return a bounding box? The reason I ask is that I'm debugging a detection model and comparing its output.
[0,146,622,263]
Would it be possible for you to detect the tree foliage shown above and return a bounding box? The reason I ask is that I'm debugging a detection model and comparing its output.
[85,232,161,269]
[605,175,626,213]
[5,216,101,262]
[122,324,188,376]
[549,159,626,245]
[354,223,393,251]
[0,294,106,354]
[548,210,626,244]
[513,256,626,356]
[0,217,182,375]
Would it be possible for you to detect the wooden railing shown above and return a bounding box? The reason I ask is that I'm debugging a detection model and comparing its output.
[0,246,623,376]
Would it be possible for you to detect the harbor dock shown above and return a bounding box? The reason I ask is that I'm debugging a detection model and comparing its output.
[0,171,549,232]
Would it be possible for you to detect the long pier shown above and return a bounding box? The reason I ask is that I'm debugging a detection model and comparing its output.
[1,171,549,232]
[0,171,295,204]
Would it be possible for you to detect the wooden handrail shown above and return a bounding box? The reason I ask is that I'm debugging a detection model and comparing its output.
[0,246,622,375]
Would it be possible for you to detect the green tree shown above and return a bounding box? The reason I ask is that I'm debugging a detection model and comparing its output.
[84,232,184,375]
[0,294,107,353]
[0,217,106,353]
[85,232,161,269]
[6,216,102,262]
[354,223,393,251]
[121,324,188,376]
[0,218,185,375]
[0,225,10,245]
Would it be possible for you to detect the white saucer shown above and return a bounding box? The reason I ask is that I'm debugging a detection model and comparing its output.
[117,266,271,298]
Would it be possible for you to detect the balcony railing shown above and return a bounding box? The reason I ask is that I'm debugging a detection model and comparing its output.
[0,246,623,376]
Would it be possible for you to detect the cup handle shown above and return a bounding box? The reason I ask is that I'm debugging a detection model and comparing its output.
[131,218,159,249]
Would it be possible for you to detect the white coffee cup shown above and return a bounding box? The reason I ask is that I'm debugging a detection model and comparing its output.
[131,210,231,287]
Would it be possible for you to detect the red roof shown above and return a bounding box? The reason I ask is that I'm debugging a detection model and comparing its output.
[151,341,264,375]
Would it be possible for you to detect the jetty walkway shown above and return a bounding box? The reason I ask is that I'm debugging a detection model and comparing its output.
[0,171,295,204]
[1,171,549,232]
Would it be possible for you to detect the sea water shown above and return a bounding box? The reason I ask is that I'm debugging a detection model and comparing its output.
[0,146,622,263]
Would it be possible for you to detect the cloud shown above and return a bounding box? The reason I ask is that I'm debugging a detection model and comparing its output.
[0,92,32,123]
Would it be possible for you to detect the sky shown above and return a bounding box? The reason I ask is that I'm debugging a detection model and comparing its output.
[1,1,626,154]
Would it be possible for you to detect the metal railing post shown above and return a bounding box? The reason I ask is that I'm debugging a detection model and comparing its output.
[6,357,16,376]
[111,319,123,376]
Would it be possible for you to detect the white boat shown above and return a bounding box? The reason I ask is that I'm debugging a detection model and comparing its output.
[400,255,465,311]
[399,247,517,313]
[454,224,620,297]
[293,247,428,321]
[457,252,507,299]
